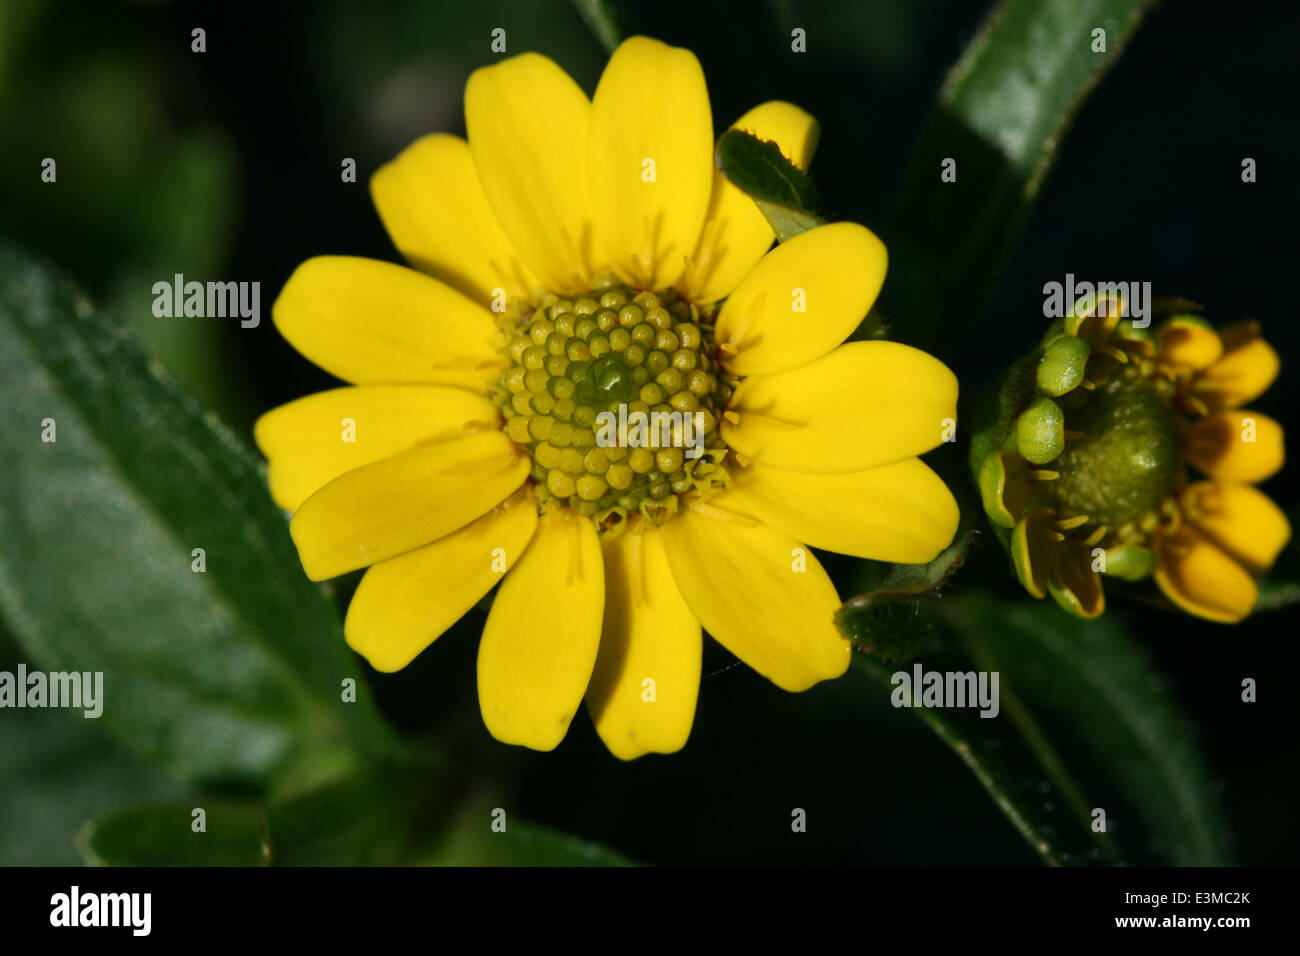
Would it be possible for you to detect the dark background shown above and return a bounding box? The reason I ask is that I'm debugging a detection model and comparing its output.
[1,0,1295,864]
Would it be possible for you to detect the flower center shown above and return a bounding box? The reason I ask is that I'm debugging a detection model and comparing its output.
[492,278,733,533]
[1051,365,1182,537]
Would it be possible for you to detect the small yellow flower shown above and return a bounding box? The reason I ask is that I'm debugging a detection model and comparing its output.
[256,37,959,757]
[977,294,1289,623]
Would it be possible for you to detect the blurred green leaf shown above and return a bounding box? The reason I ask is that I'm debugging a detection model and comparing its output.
[898,0,1153,319]
[421,804,635,866]
[0,709,181,865]
[570,0,633,55]
[80,765,633,866]
[78,764,435,866]
[716,129,823,242]
[112,131,245,422]
[1255,507,1300,611]
[446,818,634,866]
[0,244,396,794]
[1256,575,1300,612]
[853,590,1231,865]
[79,802,271,867]
[260,761,445,866]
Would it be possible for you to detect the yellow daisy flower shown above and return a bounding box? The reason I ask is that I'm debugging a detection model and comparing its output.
[256,36,960,758]
[976,293,1289,623]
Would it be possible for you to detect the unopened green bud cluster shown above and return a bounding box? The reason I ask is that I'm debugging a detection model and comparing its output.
[492,278,732,529]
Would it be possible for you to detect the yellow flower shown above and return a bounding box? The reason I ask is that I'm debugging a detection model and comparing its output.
[977,294,1289,623]
[256,37,960,758]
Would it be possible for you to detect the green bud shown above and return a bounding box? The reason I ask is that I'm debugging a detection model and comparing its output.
[1015,396,1065,464]
[1036,336,1091,397]
[1101,543,1156,581]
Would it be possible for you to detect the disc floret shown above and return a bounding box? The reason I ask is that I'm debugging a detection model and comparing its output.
[492,278,732,534]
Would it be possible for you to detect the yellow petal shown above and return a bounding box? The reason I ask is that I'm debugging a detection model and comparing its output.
[659,497,849,692]
[1155,524,1258,623]
[273,256,502,388]
[1065,293,1122,350]
[345,488,538,672]
[254,386,499,511]
[680,100,819,304]
[1218,321,1260,352]
[371,133,538,305]
[589,36,713,290]
[1179,481,1291,576]
[978,449,1031,529]
[1010,507,1060,599]
[722,341,958,474]
[290,430,528,580]
[728,457,958,563]
[1182,410,1285,483]
[732,101,819,166]
[714,222,887,376]
[1194,322,1280,411]
[587,526,701,760]
[477,507,604,751]
[465,53,596,294]
[1047,540,1105,619]
[1157,315,1222,371]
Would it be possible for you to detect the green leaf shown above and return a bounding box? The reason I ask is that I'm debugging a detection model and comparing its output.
[835,513,974,661]
[0,708,181,865]
[716,129,824,242]
[1255,505,1300,611]
[1256,575,1300,612]
[0,243,396,793]
[898,0,1153,317]
[421,804,635,866]
[259,761,446,866]
[79,802,272,867]
[948,594,1232,864]
[459,819,635,866]
[852,641,1117,866]
[80,765,634,866]
[78,763,436,866]
[569,0,633,55]
[853,590,1231,865]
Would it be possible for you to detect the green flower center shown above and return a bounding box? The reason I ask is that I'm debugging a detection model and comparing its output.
[1051,367,1182,535]
[492,278,733,532]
